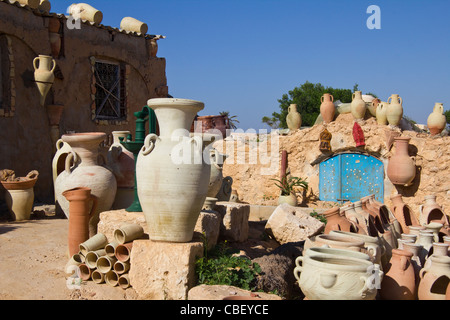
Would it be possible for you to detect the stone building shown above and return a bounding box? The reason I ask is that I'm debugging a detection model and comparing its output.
[0,0,168,202]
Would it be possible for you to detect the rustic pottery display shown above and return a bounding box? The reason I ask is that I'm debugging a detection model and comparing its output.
[294,253,381,300]
[136,98,216,242]
[323,207,358,234]
[419,195,449,227]
[1,171,38,221]
[380,249,416,300]
[376,102,388,125]
[387,137,416,187]
[385,94,404,126]
[68,3,103,24]
[120,17,148,34]
[427,103,446,136]
[350,91,367,120]
[352,122,365,147]
[33,54,56,106]
[390,194,420,234]
[286,104,302,130]
[107,131,135,210]
[55,132,117,237]
[63,187,98,257]
[418,256,450,300]
[320,94,335,124]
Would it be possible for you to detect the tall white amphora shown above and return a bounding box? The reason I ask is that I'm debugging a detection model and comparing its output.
[136,98,216,242]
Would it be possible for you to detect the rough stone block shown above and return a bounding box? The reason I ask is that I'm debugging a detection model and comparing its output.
[129,240,204,300]
[97,209,148,242]
[188,284,282,300]
[193,210,221,251]
[215,202,250,242]
[265,203,325,245]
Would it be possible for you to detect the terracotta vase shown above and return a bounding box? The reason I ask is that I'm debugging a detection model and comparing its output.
[55,132,117,237]
[107,131,135,210]
[390,194,420,234]
[33,55,56,106]
[63,187,98,257]
[401,241,423,285]
[286,104,302,130]
[380,249,416,300]
[136,98,215,242]
[1,173,38,221]
[323,207,358,234]
[115,242,133,262]
[418,256,450,300]
[387,137,416,187]
[386,94,404,126]
[340,203,367,235]
[120,17,148,34]
[427,103,446,136]
[368,98,380,117]
[419,195,449,226]
[320,94,335,124]
[351,91,367,120]
[376,102,388,125]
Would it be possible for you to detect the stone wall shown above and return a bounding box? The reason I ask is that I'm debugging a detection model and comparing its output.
[0,1,167,202]
[215,113,449,222]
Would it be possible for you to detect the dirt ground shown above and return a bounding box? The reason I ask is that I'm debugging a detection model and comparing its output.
[0,204,277,300]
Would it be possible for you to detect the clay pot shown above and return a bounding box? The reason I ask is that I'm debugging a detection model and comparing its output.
[424,222,444,243]
[387,137,416,187]
[55,132,117,237]
[68,3,103,24]
[78,264,93,281]
[85,248,106,269]
[427,103,446,136]
[91,270,105,284]
[207,148,227,198]
[105,241,119,257]
[277,193,297,207]
[323,207,358,234]
[33,55,55,106]
[120,17,148,34]
[423,243,449,270]
[115,242,133,262]
[301,247,371,262]
[419,195,449,226]
[367,98,380,117]
[418,256,450,300]
[96,255,117,274]
[380,249,416,300]
[118,274,131,289]
[49,32,61,58]
[294,254,381,300]
[39,0,51,13]
[107,131,135,210]
[1,174,38,221]
[351,91,367,120]
[63,187,98,257]
[105,270,119,287]
[386,94,404,126]
[52,139,78,202]
[304,234,366,252]
[136,98,215,242]
[401,241,424,284]
[286,104,302,130]
[16,0,39,9]
[113,223,144,244]
[390,194,420,234]
[416,231,434,263]
[320,94,335,124]
[340,203,367,235]
[113,260,130,275]
[79,233,108,256]
[376,102,388,125]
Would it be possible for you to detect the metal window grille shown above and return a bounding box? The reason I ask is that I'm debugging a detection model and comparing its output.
[94,60,126,120]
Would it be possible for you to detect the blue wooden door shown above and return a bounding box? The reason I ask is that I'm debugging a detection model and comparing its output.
[319,153,384,203]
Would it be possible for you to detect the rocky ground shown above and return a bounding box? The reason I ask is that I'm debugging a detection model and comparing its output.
[0,204,290,300]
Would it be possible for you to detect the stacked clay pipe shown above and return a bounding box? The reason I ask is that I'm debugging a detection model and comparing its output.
[65,223,144,290]
[296,194,450,300]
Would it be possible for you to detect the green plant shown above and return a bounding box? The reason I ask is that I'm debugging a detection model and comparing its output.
[195,241,261,291]
[310,210,327,224]
[271,174,308,196]
[220,111,240,130]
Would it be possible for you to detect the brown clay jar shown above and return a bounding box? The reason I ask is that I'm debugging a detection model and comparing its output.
[63,187,98,257]
[380,249,416,300]
[387,137,416,186]
[320,93,335,124]
[390,194,420,234]
[323,207,357,234]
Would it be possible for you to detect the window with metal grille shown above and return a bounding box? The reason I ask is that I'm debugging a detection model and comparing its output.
[94,60,126,120]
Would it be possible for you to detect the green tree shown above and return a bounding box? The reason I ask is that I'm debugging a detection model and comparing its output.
[262,81,359,128]
[445,109,450,125]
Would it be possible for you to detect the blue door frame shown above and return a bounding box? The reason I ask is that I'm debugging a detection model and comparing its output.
[319,153,384,203]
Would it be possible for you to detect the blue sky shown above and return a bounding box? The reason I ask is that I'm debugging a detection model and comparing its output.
[51,0,450,130]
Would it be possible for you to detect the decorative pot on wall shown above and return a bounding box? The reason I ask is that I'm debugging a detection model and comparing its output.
[427,103,446,136]
[286,104,302,130]
[136,98,216,242]
[68,3,103,24]
[320,94,335,124]
[33,55,56,106]
[387,137,416,187]
[55,132,117,237]
[1,171,38,221]
[376,102,388,125]
[386,94,404,126]
[120,17,148,34]
[107,131,135,210]
[351,91,367,120]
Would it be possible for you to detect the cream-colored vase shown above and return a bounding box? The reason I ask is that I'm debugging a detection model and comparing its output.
[376,102,388,125]
[427,103,446,136]
[120,17,148,34]
[52,139,78,205]
[33,55,55,106]
[294,253,382,300]
[68,3,103,24]
[136,98,216,242]
[418,256,450,300]
[206,148,228,198]
[351,91,367,120]
[286,104,302,130]
[386,94,404,126]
